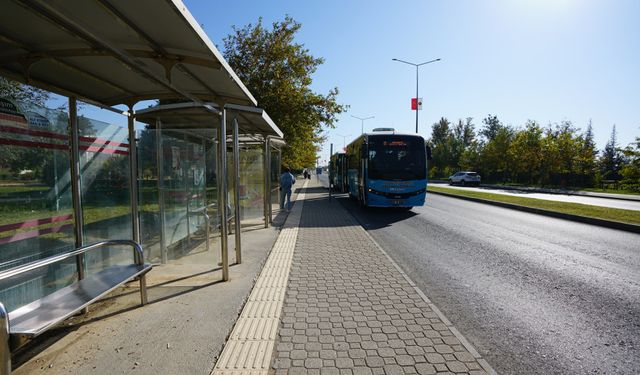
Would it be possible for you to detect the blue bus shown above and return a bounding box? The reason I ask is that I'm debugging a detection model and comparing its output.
[329,152,347,192]
[345,130,431,208]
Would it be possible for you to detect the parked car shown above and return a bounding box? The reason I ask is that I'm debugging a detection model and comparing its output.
[448,171,481,186]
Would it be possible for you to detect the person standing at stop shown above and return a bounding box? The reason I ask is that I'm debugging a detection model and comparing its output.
[279,168,296,211]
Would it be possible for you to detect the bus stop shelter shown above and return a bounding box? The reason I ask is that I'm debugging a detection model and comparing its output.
[0,0,284,274]
[135,102,283,280]
[0,0,285,364]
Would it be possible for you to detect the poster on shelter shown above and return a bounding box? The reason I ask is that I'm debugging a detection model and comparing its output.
[25,111,51,128]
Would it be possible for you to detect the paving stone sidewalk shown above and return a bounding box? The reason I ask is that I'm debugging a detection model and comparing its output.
[271,181,492,375]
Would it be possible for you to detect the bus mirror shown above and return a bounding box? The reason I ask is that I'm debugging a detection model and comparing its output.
[426,145,433,160]
[361,147,367,159]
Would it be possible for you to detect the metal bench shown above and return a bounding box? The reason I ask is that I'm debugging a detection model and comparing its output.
[0,240,152,375]
[187,203,235,252]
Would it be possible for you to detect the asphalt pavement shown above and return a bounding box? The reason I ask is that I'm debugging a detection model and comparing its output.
[339,191,640,374]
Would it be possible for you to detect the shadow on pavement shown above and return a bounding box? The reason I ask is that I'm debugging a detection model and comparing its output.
[297,187,418,229]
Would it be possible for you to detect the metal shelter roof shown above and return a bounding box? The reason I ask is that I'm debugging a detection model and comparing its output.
[135,102,284,139]
[0,0,258,108]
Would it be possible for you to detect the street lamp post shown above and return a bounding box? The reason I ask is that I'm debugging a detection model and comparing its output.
[336,133,352,150]
[351,115,374,134]
[392,57,441,134]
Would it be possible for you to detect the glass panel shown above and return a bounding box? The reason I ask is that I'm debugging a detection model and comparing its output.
[238,145,264,224]
[77,103,133,273]
[159,130,208,260]
[137,124,219,264]
[137,126,162,263]
[270,148,281,208]
[0,98,75,312]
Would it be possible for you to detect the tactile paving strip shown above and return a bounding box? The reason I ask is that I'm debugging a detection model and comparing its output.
[212,182,307,375]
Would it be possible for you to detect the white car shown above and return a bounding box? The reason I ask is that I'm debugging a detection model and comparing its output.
[448,171,481,186]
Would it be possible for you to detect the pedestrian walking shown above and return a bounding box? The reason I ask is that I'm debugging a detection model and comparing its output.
[302,168,309,180]
[279,167,296,211]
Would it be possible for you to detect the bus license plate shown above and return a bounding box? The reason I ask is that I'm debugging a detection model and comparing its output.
[392,200,404,205]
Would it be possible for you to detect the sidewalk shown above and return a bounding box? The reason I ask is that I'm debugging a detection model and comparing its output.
[214,179,494,375]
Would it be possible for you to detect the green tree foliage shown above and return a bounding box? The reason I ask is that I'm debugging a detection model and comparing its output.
[599,125,624,181]
[428,117,453,177]
[426,114,618,189]
[576,121,597,186]
[0,77,49,106]
[620,133,640,191]
[483,125,514,182]
[509,121,543,184]
[1,79,51,183]
[479,114,503,142]
[540,121,585,186]
[222,17,347,170]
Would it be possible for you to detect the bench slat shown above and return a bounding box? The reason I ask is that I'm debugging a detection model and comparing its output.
[8,263,151,337]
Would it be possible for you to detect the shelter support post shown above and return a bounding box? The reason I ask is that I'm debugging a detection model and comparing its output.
[263,136,270,228]
[329,143,333,201]
[268,144,273,224]
[232,117,242,264]
[276,148,282,219]
[69,97,87,313]
[128,110,141,254]
[156,119,168,264]
[218,108,230,281]
[203,137,210,254]
[0,303,9,375]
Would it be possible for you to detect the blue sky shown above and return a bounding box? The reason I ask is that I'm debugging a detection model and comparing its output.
[58,1,637,164]
[183,0,639,164]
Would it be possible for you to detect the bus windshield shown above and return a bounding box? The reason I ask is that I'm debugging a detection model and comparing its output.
[367,135,426,180]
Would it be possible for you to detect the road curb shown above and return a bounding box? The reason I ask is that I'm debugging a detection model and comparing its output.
[429,190,640,234]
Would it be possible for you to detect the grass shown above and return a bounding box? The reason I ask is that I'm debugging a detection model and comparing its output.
[0,185,48,194]
[581,187,640,196]
[428,185,640,226]
[431,178,640,196]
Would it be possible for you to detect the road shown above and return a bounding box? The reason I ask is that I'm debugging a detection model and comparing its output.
[432,182,640,211]
[328,187,640,374]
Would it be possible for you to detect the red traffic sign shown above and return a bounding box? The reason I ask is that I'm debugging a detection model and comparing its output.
[411,98,423,110]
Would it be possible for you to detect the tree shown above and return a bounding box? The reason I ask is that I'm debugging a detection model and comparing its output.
[552,121,581,186]
[223,17,347,170]
[600,125,624,181]
[0,77,49,106]
[482,125,514,182]
[509,121,543,184]
[428,117,453,177]
[459,140,483,173]
[480,114,503,142]
[575,120,597,186]
[0,79,52,183]
[620,132,640,191]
